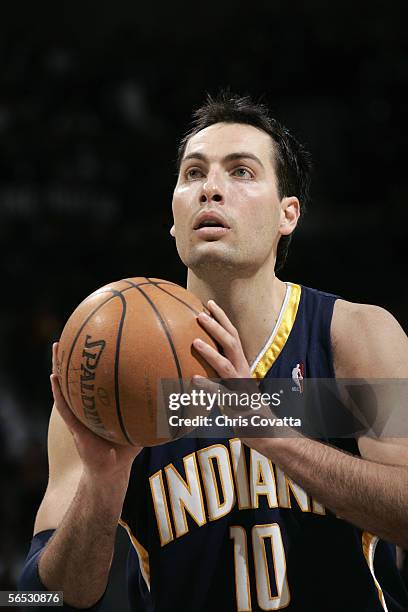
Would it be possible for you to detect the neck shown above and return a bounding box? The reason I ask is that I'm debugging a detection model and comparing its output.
[187,266,288,366]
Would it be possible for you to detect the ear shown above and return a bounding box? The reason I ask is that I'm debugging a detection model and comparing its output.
[170,225,176,237]
[279,197,300,236]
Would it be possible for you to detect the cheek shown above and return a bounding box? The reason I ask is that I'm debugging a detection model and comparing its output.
[172,195,188,234]
[232,186,279,236]
[172,184,199,225]
[172,189,198,259]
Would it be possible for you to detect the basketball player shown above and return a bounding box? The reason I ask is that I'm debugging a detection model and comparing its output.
[20,93,408,611]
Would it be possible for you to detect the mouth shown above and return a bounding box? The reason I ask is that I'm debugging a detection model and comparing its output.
[194,226,230,239]
[193,213,230,231]
[193,214,231,240]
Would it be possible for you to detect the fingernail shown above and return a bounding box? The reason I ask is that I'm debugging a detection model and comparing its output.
[199,312,209,320]
[194,338,204,347]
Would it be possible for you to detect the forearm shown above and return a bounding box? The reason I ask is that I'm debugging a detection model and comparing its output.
[249,437,408,547]
[38,472,127,609]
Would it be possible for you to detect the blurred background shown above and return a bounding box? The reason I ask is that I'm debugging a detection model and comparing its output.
[0,0,407,608]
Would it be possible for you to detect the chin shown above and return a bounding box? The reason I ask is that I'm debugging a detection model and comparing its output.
[188,252,234,273]
[188,248,256,277]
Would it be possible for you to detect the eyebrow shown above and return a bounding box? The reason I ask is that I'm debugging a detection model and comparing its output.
[181,151,264,168]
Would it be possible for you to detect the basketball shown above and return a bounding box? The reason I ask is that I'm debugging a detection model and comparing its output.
[57,277,218,446]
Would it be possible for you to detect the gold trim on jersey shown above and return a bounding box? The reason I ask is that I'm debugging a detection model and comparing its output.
[230,525,252,612]
[229,438,251,510]
[197,443,236,521]
[165,452,207,537]
[119,518,151,591]
[149,469,174,546]
[251,283,302,380]
[362,532,388,611]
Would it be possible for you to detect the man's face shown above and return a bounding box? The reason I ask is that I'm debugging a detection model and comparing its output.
[172,122,286,275]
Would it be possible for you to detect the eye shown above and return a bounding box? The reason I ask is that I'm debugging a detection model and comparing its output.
[185,167,204,180]
[232,167,254,179]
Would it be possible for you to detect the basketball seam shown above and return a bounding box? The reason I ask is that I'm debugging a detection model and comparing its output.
[66,290,120,409]
[145,277,201,316]
[114,293,135,445]
[125,280,184,394]
[122,279,178,290]
[65,289,134,446]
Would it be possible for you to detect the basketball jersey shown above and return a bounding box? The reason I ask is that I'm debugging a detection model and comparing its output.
[120,283,408,612]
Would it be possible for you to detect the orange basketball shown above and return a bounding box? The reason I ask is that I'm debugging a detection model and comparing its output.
[57,277,217,446]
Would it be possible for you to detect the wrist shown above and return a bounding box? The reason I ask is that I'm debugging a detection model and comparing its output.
[78,469,129,513]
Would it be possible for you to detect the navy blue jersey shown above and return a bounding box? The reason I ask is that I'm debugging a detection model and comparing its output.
[121,283,408,612]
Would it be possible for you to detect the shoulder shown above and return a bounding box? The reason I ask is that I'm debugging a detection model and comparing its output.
[332,299,401,336]
[331,299,408,377]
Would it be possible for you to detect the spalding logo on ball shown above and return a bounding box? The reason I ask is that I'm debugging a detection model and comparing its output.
[57,277,217,446]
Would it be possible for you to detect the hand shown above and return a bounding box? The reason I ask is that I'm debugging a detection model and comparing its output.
[51,342,143,484]
[192,300,260,418]
[192,301,296,447]
[193,300,252,379]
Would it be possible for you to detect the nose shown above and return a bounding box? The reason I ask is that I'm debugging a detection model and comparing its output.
[200,171,224,205]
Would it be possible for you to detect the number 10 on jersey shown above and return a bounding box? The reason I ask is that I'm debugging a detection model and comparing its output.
[230,523,290,611]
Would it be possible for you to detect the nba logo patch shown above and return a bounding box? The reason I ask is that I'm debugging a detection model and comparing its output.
[291,362,305,393]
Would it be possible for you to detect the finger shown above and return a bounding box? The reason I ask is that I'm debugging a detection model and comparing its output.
[50,373,89,436]
[207,300,237,337]
[52,342,58,375]
[197,312,236,359]
[192,375,222,396]
[193,338,237,378]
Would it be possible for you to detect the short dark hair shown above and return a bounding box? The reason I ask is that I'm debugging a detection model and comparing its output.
[177,91,312,271]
